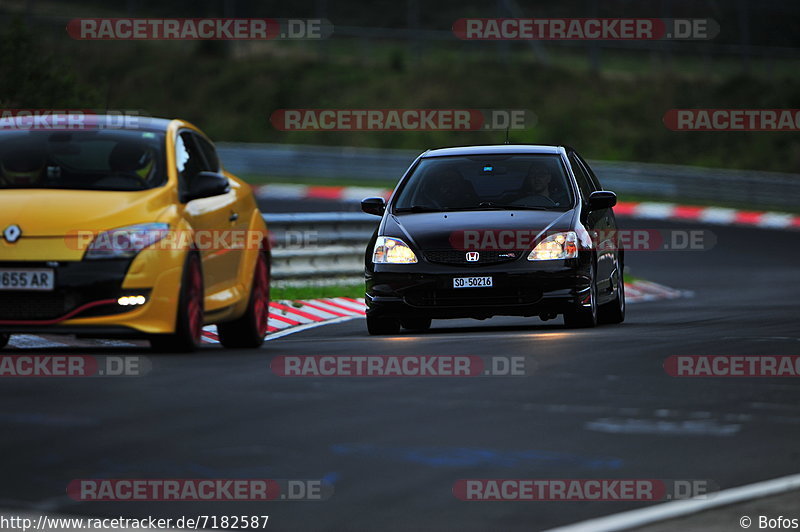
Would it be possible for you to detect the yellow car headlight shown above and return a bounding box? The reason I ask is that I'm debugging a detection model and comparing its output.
[85,223,170,260]
[373,236,418,264]
[527,231,579,261]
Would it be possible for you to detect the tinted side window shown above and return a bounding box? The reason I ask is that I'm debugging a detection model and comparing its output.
[575,152,602,190]
[569,153,593,200]
[194,134,220,172]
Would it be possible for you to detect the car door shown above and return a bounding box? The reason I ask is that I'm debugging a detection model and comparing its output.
[192,132,248,285]
[176,130,238,298]
[568,151,614,294]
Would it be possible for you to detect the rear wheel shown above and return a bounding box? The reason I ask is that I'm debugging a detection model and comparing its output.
[218,252,270,348]
[563,267,598,329]
[149,253,204,353]
[0,334,9,349]
[401,317,432,331]
[367,315,401,335]
[598,271,625,324]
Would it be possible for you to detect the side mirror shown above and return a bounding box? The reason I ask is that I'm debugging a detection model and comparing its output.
[588,190,617,211]
[361,197,386,216]
[182,171,230,202]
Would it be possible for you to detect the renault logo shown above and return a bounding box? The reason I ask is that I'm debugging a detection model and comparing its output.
[466,251,480,262]
[3,224,22,244]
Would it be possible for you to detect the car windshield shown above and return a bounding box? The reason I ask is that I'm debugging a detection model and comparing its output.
[0,129,166,191]
[393,154,574,212]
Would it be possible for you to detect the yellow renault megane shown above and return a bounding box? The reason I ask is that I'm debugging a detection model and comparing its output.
[0,116,270,351]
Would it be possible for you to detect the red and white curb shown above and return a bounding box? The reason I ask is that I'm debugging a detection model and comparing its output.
[3,285,684,349]
[256,184,800,230]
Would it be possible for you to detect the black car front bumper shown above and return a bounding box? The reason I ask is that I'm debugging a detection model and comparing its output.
[366,258,592,320]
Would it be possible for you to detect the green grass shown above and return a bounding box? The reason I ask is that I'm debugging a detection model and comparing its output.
[271,283,365,302]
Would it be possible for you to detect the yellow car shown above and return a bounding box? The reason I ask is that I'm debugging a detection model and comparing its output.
[0,115,270,351]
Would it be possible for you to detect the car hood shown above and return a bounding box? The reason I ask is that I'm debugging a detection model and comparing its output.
[0,188,173,237]
[385,209,575,250]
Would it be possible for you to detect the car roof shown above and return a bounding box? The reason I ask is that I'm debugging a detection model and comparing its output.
[421,145,567,158]
[0,114,176,133]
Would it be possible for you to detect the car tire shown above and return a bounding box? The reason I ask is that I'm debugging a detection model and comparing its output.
[0,334,9,349]
[367,315,401,335]
[598,272,625,324]
[149,252,204,353]
[218,252,270,348]
[401,317,432,331]
[563,267,598,329]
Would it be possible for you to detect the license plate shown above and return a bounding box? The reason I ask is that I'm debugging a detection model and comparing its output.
[0,269,55,291]
[453,276,493,288]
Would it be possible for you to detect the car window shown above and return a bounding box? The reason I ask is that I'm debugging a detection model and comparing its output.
[574,152,602,190]
[0,129,166,191]
[393,154,574,212]
[569,153,594,201]
[193,133,220,173]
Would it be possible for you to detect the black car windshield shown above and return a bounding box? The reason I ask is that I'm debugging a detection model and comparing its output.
[0,129,166,191]
[393,154,574,212]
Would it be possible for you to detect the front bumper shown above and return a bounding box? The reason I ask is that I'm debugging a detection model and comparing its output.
[366,258,591,319]
[0,252,183,336]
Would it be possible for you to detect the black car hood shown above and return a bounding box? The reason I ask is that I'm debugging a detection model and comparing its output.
[385,209,575,251]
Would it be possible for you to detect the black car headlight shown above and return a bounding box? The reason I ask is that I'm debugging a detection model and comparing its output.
[373,236,418,264]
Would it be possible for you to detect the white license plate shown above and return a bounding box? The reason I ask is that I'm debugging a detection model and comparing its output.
[453,276,493,288]
[0,269,55,291]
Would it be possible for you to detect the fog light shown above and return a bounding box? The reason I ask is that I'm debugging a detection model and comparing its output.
[118,295,147,306]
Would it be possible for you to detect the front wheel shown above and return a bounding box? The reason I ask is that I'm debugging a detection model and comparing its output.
[563,270,598,329]
[598,272,625,324]
[149,253,204,353]
[367,315,401,335]
[0,334,9,349]
[218,252,270,348]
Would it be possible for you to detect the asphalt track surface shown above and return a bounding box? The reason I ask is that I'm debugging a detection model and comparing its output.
[1,198,799,532]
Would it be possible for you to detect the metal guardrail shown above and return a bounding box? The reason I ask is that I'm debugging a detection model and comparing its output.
[221,142,800,210]
[264,212,376,280]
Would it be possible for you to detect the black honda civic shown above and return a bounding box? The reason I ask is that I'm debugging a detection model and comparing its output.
[361,145,625,335]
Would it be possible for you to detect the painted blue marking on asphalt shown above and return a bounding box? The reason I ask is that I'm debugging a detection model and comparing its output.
[330,443,621,469]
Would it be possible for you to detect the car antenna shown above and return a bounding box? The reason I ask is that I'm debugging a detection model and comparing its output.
[504,126,511,144]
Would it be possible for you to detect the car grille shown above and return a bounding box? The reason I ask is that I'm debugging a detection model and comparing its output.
[0,292,80,320]
[404,287,542,307]
[423,249,521,265]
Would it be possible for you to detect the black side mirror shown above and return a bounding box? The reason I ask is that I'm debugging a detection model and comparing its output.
[361,197,386,216]
[182,171,230,202]
[588,190,617,211]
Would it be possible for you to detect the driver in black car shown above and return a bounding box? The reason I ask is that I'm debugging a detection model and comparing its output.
[512,164,560,207]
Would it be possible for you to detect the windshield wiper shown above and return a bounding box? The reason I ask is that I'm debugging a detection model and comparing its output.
[394,205,449,213]
[472,202,551,210]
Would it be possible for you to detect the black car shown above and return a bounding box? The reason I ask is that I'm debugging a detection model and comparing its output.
[361,145,625,335]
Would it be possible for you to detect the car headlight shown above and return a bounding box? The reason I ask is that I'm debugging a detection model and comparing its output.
[373,236,418,264]
[85,223,170,260]
[527,231,578,261]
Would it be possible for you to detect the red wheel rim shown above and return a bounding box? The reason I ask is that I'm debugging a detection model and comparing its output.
[187,260,204,343]
[252,255,269,336]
